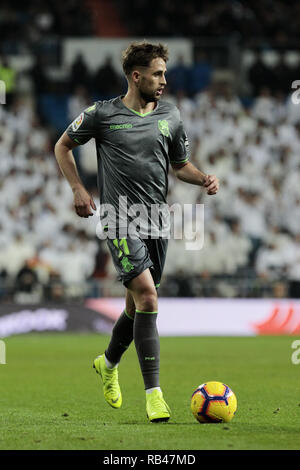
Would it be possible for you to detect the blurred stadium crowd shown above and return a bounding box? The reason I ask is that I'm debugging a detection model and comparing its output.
[0,98,100,302]
[117,0,300,43]
[2,0,299,48]
[1,0,300,302]
[1,78,300,301]
[0,0,92,54]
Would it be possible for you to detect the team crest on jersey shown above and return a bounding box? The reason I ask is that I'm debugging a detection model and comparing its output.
[71,112,84,131]
[158,120,169,137]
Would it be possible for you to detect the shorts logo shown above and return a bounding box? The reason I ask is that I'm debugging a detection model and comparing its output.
[158,120,169,137]
[72,112,84,131]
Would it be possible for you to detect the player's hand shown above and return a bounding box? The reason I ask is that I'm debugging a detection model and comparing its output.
[73,186,96,218]
[203,174,219,195]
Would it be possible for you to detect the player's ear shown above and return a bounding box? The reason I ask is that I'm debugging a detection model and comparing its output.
[131,70,141,84]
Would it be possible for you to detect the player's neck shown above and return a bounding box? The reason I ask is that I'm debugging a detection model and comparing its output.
[122,91,157,115]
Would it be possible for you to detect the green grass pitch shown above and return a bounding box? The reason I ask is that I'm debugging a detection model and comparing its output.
[0,333,300,450]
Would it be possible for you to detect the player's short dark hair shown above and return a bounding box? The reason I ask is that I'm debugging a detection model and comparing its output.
[122,41,169,77]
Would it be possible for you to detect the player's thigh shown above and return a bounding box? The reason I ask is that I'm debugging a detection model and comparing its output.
[127,269,158,312]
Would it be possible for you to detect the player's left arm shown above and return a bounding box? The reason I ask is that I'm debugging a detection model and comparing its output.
[169,112,219,195]
[171,161,219,195]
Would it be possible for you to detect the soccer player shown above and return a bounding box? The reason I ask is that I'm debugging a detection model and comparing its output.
[54,41,219,422]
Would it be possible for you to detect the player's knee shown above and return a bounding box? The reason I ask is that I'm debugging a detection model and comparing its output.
[138,289,158,313]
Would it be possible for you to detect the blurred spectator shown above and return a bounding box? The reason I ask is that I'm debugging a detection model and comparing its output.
[69,53,91,92]
[45,273,66,302]
[167,270,195,297]
[166,55,189,95]
[32,6,55,35]
[30,55,49,94]
[14,260,43,304]
[93,56,122,98]
[248,55,272,96]
[251,87,276,124]
[272,55,292,95]
[67,85,92,121]
[256,241,286,280]
[174,90,195,123]
[1,234,36,279]
[188,51,212,95]
[223,219,252,274]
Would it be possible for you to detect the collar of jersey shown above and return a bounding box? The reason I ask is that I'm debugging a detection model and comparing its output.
[119,96,159,117]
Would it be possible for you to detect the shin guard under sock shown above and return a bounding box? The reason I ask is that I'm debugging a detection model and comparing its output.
[134,310,160,389]
[105,309,134,364]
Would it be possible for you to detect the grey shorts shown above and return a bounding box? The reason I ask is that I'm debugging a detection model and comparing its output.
[107,235,168,288]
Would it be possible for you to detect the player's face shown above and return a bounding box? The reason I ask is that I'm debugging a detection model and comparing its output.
[137,58,167,103]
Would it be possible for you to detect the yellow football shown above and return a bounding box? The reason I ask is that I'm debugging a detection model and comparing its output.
[191,381,237,423]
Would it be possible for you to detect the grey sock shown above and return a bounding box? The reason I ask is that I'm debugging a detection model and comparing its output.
[105,310,134,364]
[134,310,160,390]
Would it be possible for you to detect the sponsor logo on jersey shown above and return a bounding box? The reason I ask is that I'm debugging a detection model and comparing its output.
[158,119,169,137]
[110,123,133,130]
[71,112,84,131]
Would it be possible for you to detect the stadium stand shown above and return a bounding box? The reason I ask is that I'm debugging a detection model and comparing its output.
[116,0,300,43]
[1,78,300,300]
[1,1,300,301]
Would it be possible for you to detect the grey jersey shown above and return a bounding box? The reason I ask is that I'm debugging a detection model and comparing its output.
[66,96,189,237]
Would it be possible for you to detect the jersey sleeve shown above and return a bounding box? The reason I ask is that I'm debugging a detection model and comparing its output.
[169,117,190,165]
[66,103,97,145]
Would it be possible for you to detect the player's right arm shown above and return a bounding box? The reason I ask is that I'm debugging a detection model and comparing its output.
[54,131,96,218]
